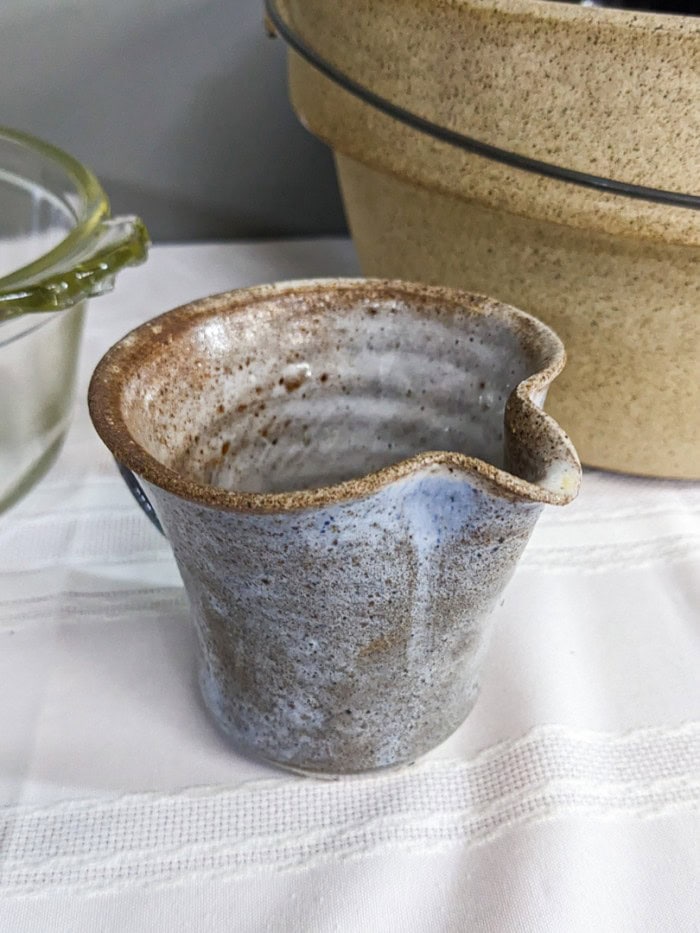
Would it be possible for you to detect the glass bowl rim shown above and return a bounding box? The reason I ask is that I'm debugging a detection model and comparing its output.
[0,125,110,290]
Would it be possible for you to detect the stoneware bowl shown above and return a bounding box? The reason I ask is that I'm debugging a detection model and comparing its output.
[88,279,581,775]
[268,0,700,478]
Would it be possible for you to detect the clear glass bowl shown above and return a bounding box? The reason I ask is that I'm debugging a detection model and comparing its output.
[0,127,148,511]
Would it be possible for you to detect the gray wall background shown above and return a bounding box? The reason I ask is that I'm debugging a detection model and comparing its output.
[0,0,347,240]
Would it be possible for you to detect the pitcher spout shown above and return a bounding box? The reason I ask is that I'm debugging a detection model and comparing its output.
[503,355,581,506]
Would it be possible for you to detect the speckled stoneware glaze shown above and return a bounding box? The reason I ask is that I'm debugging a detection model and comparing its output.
[88,279,580,775]
[275,0,700,478]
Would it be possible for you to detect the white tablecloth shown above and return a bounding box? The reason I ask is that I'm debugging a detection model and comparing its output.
[1,240,698,932]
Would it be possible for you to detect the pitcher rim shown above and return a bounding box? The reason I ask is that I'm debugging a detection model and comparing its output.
[88,278,581,513]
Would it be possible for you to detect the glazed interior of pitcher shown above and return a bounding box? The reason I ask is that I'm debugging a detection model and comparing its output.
[113,280,571,497]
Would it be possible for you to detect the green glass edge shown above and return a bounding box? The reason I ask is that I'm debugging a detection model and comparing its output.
[0,126,110,292]
[0,217,150,320]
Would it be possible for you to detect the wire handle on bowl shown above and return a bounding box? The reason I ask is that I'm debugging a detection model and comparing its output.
[116,462,164,536]
[264,0,700,210]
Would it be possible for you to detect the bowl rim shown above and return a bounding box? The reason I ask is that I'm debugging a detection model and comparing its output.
[0,125,110,291]
[267,0,700,211]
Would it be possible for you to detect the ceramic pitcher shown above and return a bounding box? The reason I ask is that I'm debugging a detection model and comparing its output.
[88,279,581,774]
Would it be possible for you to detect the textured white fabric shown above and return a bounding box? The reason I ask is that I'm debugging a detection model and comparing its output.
[0,240,698,932]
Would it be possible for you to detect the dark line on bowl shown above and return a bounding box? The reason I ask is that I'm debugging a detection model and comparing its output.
[265,0,700,210]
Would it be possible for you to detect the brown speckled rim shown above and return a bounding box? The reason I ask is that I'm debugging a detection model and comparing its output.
[88,278,581,512]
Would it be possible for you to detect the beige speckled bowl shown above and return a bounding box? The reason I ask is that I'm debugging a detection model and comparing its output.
[270,0,700,478]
